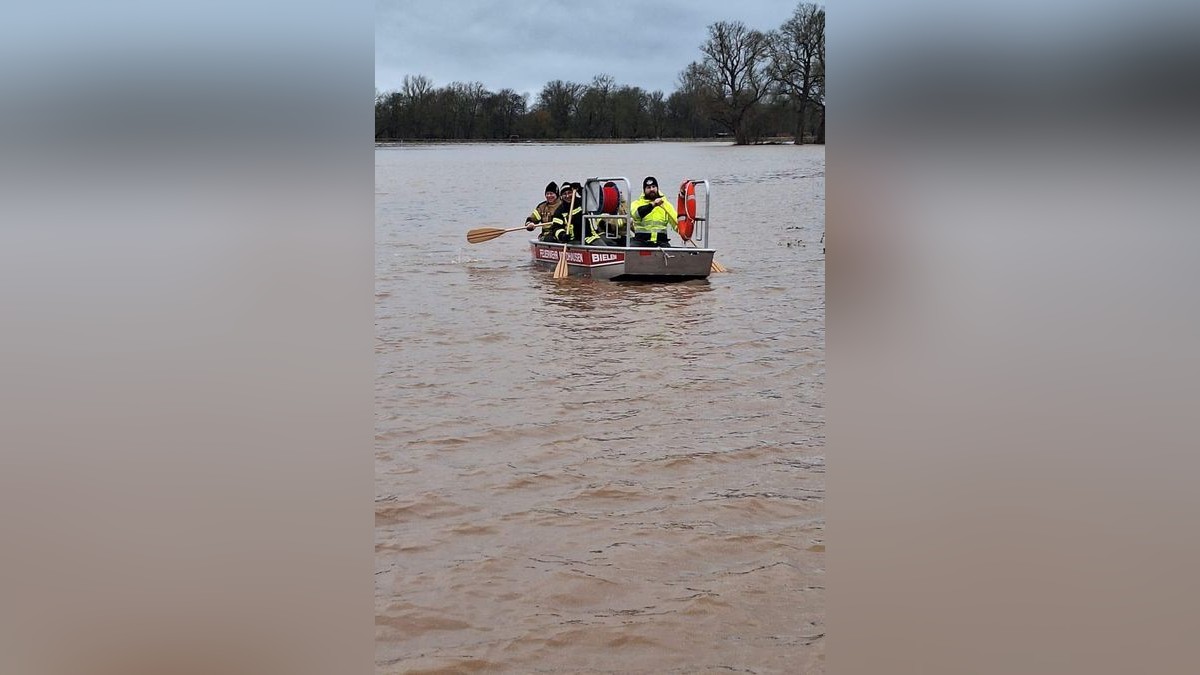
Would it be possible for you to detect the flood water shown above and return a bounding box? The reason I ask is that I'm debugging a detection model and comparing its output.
[375,142,825,673]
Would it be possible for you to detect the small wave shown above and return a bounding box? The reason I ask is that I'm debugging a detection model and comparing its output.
[375,493,481,524]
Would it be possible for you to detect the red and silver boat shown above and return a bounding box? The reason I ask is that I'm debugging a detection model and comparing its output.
[529,177,716,281]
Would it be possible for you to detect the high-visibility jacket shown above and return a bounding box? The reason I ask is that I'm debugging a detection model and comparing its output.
[583,219,607,244]
[630,193,679,243]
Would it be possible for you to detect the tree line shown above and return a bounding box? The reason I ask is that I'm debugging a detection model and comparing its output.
[375,2,824,146]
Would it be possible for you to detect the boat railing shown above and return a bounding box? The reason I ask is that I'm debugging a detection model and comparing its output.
[581,176,713,248]
[582,177,635,246]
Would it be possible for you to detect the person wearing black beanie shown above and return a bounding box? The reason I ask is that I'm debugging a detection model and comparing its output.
[525,181,562,237]
[630,175,679,247]
[548,181,583,243]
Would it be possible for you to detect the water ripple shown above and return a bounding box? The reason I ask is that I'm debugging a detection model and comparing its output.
[376,142,824,672]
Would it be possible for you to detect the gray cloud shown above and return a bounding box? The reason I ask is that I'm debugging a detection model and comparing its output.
[376,0,799,99]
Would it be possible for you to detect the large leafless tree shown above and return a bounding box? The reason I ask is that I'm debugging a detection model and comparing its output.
[575,74,615,138]
[770,3,825,144]
[690,20,772,145]
[647,90,667,139]
[535,80,585,138]
[399,75,435,137]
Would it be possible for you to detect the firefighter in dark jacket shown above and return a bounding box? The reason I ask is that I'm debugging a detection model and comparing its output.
[526,181,561,240]
[548,182,583,243]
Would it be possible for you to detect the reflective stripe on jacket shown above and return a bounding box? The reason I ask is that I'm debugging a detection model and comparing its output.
[551,203,582,241]
[630,194,679,239]
[527,200,559,235]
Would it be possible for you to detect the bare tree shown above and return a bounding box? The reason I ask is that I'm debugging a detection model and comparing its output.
[484,89,527,138]
[770,3,825,144]
[671,63,714,138]
[401,75,435,137]
[450,81,487,138]
[401,74,433,101]
[535,80,585,138]
[811,47,824,143]
[692,21,772,144]
[576,74,615,138]
[611,85,646,138]
[375,90,406,139]
[647,90,667,139]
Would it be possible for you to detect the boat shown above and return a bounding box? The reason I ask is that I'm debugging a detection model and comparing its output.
[529,177,717,281]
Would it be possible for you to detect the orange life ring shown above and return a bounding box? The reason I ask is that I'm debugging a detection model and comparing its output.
[676,180,698,240]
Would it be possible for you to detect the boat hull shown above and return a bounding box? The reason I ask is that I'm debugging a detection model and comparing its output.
[530,241,713,281]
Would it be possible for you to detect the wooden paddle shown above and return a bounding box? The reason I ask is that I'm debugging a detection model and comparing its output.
[685,238,727,273]
[553,244,568,278]
[552,192,575,279]
[466,225,530,244]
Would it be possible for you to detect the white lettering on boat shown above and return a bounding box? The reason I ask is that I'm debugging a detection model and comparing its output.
[535,247,624,265]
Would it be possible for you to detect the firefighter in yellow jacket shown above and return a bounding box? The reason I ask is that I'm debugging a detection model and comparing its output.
[630,176,678,247]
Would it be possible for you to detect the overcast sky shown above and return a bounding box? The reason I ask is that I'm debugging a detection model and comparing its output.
[376,0,804,101]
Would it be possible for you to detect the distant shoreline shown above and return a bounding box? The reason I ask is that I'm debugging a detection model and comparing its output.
[375,136,817,146]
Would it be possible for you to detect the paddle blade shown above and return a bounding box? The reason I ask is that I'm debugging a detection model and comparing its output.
[466,227,509,244]
[553,246,569,279]
[554,196,574,279]
[711,259,728,273]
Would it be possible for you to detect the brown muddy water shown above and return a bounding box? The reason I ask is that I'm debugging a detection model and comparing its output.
[376,142,824,673]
